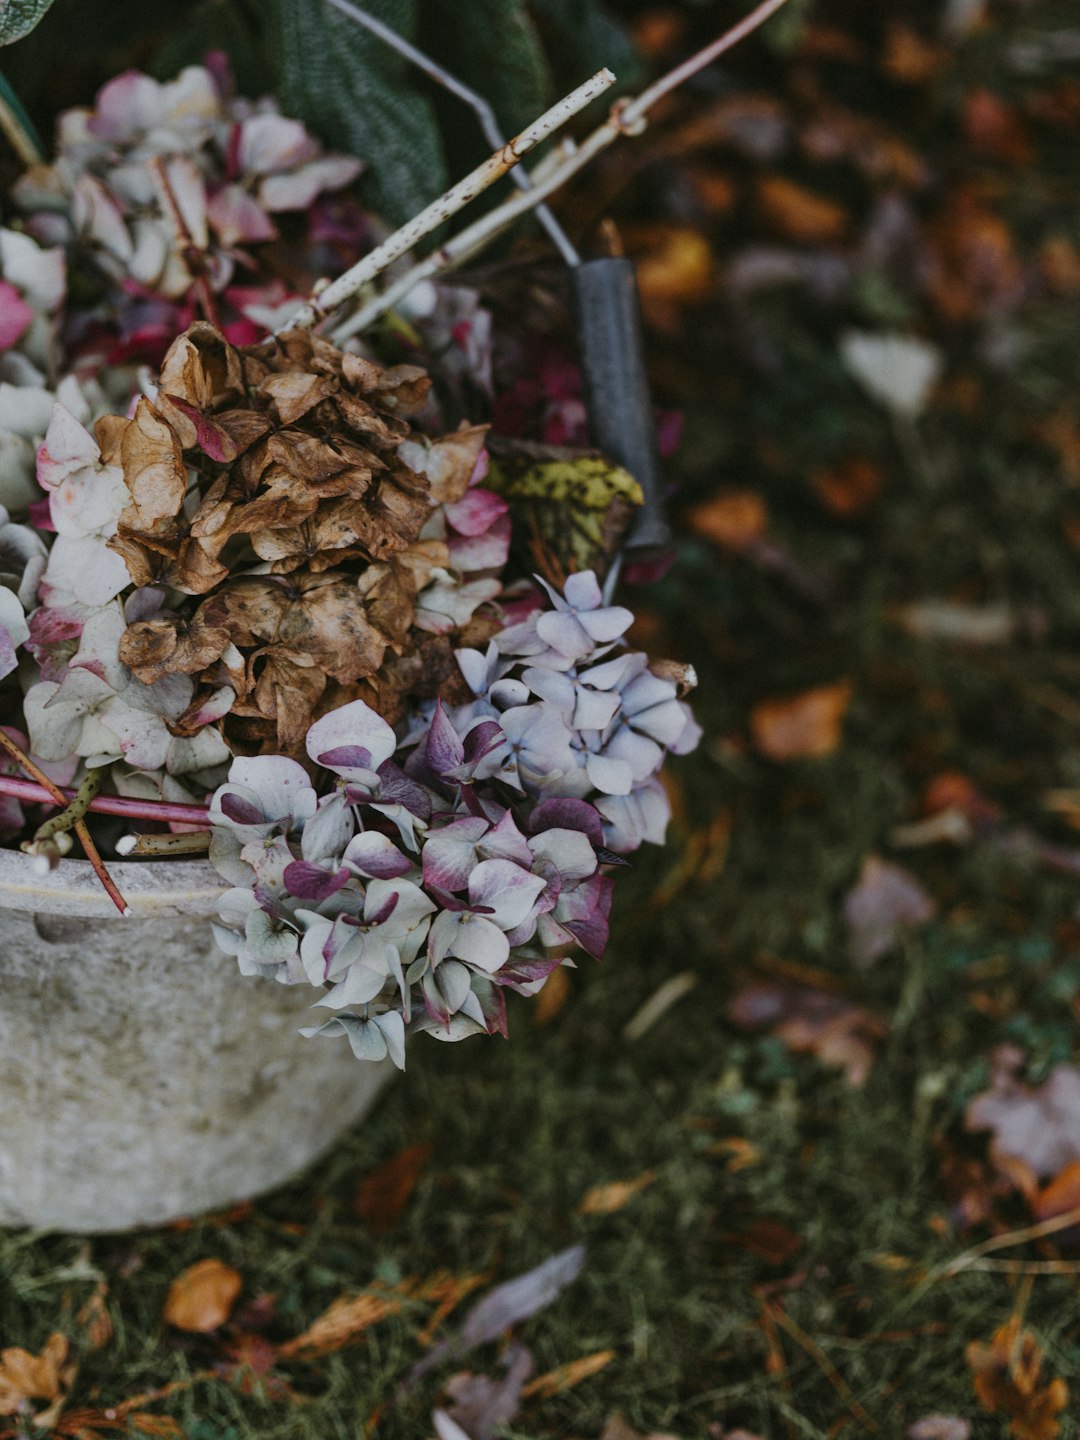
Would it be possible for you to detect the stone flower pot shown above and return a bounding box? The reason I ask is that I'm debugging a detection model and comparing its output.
[0,851,391,1232]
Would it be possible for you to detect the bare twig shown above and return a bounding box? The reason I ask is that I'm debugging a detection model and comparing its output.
[333,0,792,335]
[0,731,128,915]
[23,766,104,872]
[327,0,579,264]
[116,830,211,858]
[939,1204,1080,1278]
[281,66,615,332]
[0,68,44,167]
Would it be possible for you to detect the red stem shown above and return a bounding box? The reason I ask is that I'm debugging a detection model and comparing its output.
[0,774,211,825]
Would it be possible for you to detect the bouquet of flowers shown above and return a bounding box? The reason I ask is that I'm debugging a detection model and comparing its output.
[0,59,700,1069]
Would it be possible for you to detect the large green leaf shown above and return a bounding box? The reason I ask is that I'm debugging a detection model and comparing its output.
[0,0,55,46]
[269,0,447,225]
[418,0,550,140]
[527,0,644,91]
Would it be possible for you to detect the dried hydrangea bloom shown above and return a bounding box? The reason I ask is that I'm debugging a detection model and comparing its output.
[96,323,498,754]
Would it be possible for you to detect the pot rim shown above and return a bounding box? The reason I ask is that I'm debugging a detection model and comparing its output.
[0,849,225,918]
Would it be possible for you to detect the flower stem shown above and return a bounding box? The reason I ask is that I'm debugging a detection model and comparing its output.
[0,773,210,826]
[0,733,129,915]
[30,766,102,844]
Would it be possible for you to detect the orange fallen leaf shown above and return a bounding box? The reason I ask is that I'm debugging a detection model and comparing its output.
[278,1291,403,1359]
[962,88,1034,166]
[688,491,767,552]
[163,1258,242,1333]
[355,1142,433,1233]
[810,457,881,518]
[76,1282,113,1353]
[533,964,571,1026]
[521,1348,616,1399]
[749,681,852,761]
[126,1416,187,1438]
[579,1170,659,1216]
[0,1333,75,1427]
[756,176,847,244]
[1031,1161,1080,1222]
[967,1315,1068,1440]
[1039,237,1080,296]
[882,23,945,83]
[631,226,713,315]
[729,979,886,1086]
[708,1137,763,1172]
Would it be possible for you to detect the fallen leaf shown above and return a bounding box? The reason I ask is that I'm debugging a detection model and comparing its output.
[707,1137,763,1172]
[810,457,881,518]
[841,331,942,419]
[412,1247,586,1381]
[749,681,852,761]
[892,600,1033,645]
[355,1143,433,1233]
[729,979,887,1085]
[734,1217,803,1265]
[126,1416,187,1438]
[883,24,946,83]
[442,1342,533,1440]
[278,1289,404,1358]
[966,1054,1080,1182]
[631,225,714,307]
[688,491,768,552]
[967,1315,1068,1440]
[756,176,847,243]
[520,1348,616,1398]
[163,1258,242,1333]
[1031,1161,1080,1222]
[0,1333,75,1427]
[962,88,1034,166]
[844,855,935,967]
[907,1419,971,1440]
[622,972,698,1041]
[602,1415,683,1440]
[533,964,571,1027]
[579,1171,659,1216]
[76,1282,113,1352]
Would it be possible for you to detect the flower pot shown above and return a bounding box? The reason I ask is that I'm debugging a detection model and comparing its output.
[0,852,392,1232]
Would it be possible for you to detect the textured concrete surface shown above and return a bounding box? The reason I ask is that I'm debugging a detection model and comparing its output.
[0,855,392,1231]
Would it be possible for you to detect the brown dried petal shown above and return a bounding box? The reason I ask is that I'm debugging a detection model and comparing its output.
[253,653,327,754]
[159,323,244,410]
[405,423,490,504]
[258,371,339,425]
[119,398,188,526]
[120,616,231,684]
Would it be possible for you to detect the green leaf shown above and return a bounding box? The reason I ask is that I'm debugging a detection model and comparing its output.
[418,0,550,138]
[527,0,644,92]
[0,0,55,46]
[267,0,447,225]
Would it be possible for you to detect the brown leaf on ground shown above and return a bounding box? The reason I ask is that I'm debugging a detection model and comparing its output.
[756,176,848,243]
[355,1142,433,1233]
[810,457,882,517]
[687,491,768,552]
[749,681,852,761]
[967,1315,1068,1440]
[76,1282,113,1352]
[532,964,571,1026]
[844,855,935,967]
[629,225,714,308]
[735,1217,803,1265]
[966,1051,1080,1182]
[520,1348,616,1399]
[163,1258,242,1333]
[1031,1161,1080,1222]
[0,1333,76,1426]
[728,979,886,1085]
[578,1170,659,1216]
[278,1291,404,1358]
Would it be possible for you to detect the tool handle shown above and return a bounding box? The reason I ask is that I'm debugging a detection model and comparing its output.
[573,256,672,554]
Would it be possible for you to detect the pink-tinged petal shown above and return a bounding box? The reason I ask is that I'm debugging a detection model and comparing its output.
[579,605,634,643]
[449,913,509,973]
[481,810,533,867]
[343,831,413,879]
[163,395,241,462]
[468,858,547,930]
[0,283,33,351]
[528,828,598,883]
[529,797,604,844]
[72,174,133,262]
[36,403,99,490]
[448,515,511,572]
[444,488,509,537]
[182,683,235,727]
[556,873,613,959]
[584,750,634,796]
[563,570,603,610]
[238,113,319,175]
[206,183,277,245]
[89,71,161,141]
[284,860,350,902]
[492,954,565,993]
[153,156,208,250]
[424,700,464,777]
[258,156,362,211]
[306,698,397,773]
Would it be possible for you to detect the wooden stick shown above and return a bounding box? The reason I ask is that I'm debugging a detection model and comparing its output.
[280,66,615,332]
[0,731,129,915]
[116,830,211,857]
[334,0,792,337]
